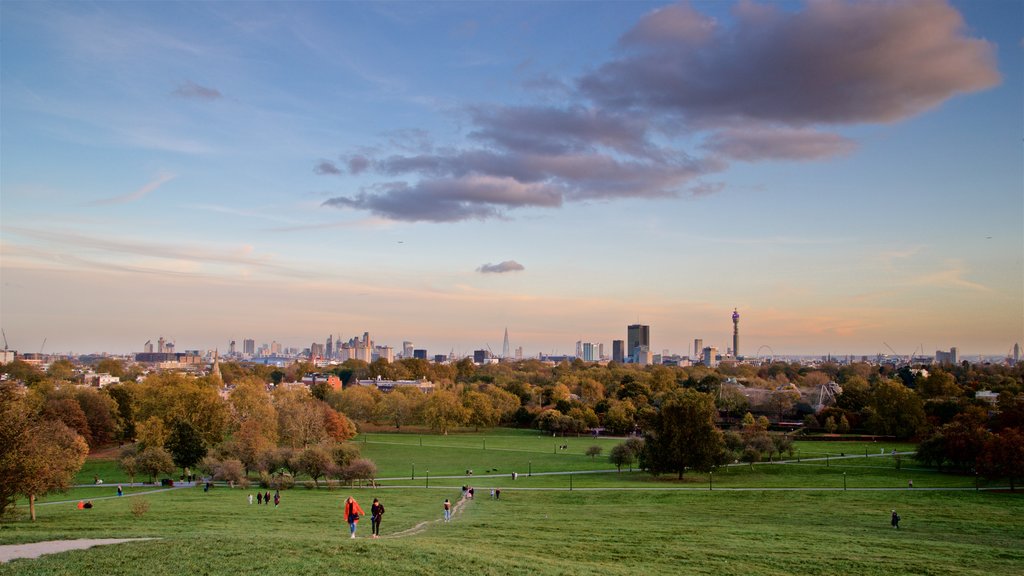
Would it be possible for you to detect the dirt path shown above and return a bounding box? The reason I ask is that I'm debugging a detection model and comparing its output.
[384,495,471,538]
[0,538,158,564]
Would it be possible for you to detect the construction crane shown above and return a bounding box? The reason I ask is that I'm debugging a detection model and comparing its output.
[1,329,8,350]
[39,337,47,355]
[882,342,907,365]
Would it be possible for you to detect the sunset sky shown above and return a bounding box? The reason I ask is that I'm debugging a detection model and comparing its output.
[2,1,1021,359]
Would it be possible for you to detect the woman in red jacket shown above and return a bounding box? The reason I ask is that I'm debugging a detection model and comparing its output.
[344,496,365,539]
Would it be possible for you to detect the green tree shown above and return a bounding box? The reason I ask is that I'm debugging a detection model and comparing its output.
[586,445,603,460]
[164,420,207,476]
[865,380,926,439]
[609,443,633,472]
[641,389,725,479]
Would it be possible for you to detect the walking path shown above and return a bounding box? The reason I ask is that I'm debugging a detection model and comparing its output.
[0,539,158,564]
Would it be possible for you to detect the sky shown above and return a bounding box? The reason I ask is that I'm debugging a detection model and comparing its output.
[1,0,1022,359]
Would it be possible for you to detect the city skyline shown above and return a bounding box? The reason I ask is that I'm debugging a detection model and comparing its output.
[2,1,1022,358]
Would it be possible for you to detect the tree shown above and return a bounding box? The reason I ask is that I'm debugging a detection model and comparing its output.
[423,390,468,435]
[136,446,175,483]
[119,448,139,485]
[865,380,926,439]
[20,420,89,520]
[74,387,121,447]
[838,414,851,434]
[333,385,381,422]
[213,459,246,488]
[165,420,208,476]
[343,458,378,487]
[641,389,725,479]
[1,385,89,520]
[463,390,498,431]
[297,445,334,487]
[586,445,603,460]
[609,443,633,472]
[42,397,92,446]
[977,428,1024,491]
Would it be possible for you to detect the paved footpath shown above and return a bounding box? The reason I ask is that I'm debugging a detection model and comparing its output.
[0,538,158,564]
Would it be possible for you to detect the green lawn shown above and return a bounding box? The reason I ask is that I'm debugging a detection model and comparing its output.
[3,430,1021,575]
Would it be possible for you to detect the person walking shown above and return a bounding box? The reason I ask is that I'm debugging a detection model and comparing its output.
[443,498,451,523]
[264,491,270,505]
[891,509,901,529]
[344,496,365,539]
[248,493,253,505]
[117,485,123,497]
[370,498,385,539]
[274,490,280,507]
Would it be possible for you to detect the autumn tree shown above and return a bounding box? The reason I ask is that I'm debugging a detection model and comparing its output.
[136,446,175,483]
[463,390,498,431]
[331,385,381,422]
[297,445,334,487]
[1,384,89,520]
[586,445,603,460]
[423,390,469,435]
[977,428,1024,491]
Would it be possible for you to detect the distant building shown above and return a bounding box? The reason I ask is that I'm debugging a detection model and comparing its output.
[354,376,434,393]
[403,341,414,359]
[243,339,255,356]
[694,339,703,360]
[702,346,719,368]
[582,342,598,362]
[628,324,650,363]
[612,340,625,363]
[434,354,447,363]
[302,373,343,391]
[935,347,959,365]
[413,349,428,360]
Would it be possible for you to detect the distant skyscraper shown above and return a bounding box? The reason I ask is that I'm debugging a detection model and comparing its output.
[627,324,650,363]
[413,349,427,360]
[502,327,510,359]
[694,339,703,359]
[403,341,414,359]
[1014,343,1021,365]
[732,309,740,358]
[144,340,154,354]
[326,335,334,359]
[582,342,597,362]
[935,347,958,365]
[702,346,719,368]
[612,340,625,363]
[515,346,523,360]
[158,336,167,354]
[576,340,583,358]
[228,340,236,356]
[243,338,255,356]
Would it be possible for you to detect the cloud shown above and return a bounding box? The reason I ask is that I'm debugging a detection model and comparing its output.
[581,0,999,125]
[172,81,223,101]
[347,155,370,175]
[324,176,564,222]
[703,128,857,161]
[314,160,342,175]
[477,260,525,274]
[322,1,998,224]
[86,172,176,206]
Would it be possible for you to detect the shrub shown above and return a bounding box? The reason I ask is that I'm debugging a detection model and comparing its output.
[131,497,150,519]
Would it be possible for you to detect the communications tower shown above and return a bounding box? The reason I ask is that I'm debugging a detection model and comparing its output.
[732,308,740,359]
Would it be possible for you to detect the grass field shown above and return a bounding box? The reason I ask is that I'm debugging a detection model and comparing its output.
[2,430,1021,575]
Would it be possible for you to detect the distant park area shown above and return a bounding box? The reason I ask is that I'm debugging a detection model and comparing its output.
[2,430,1021,576]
